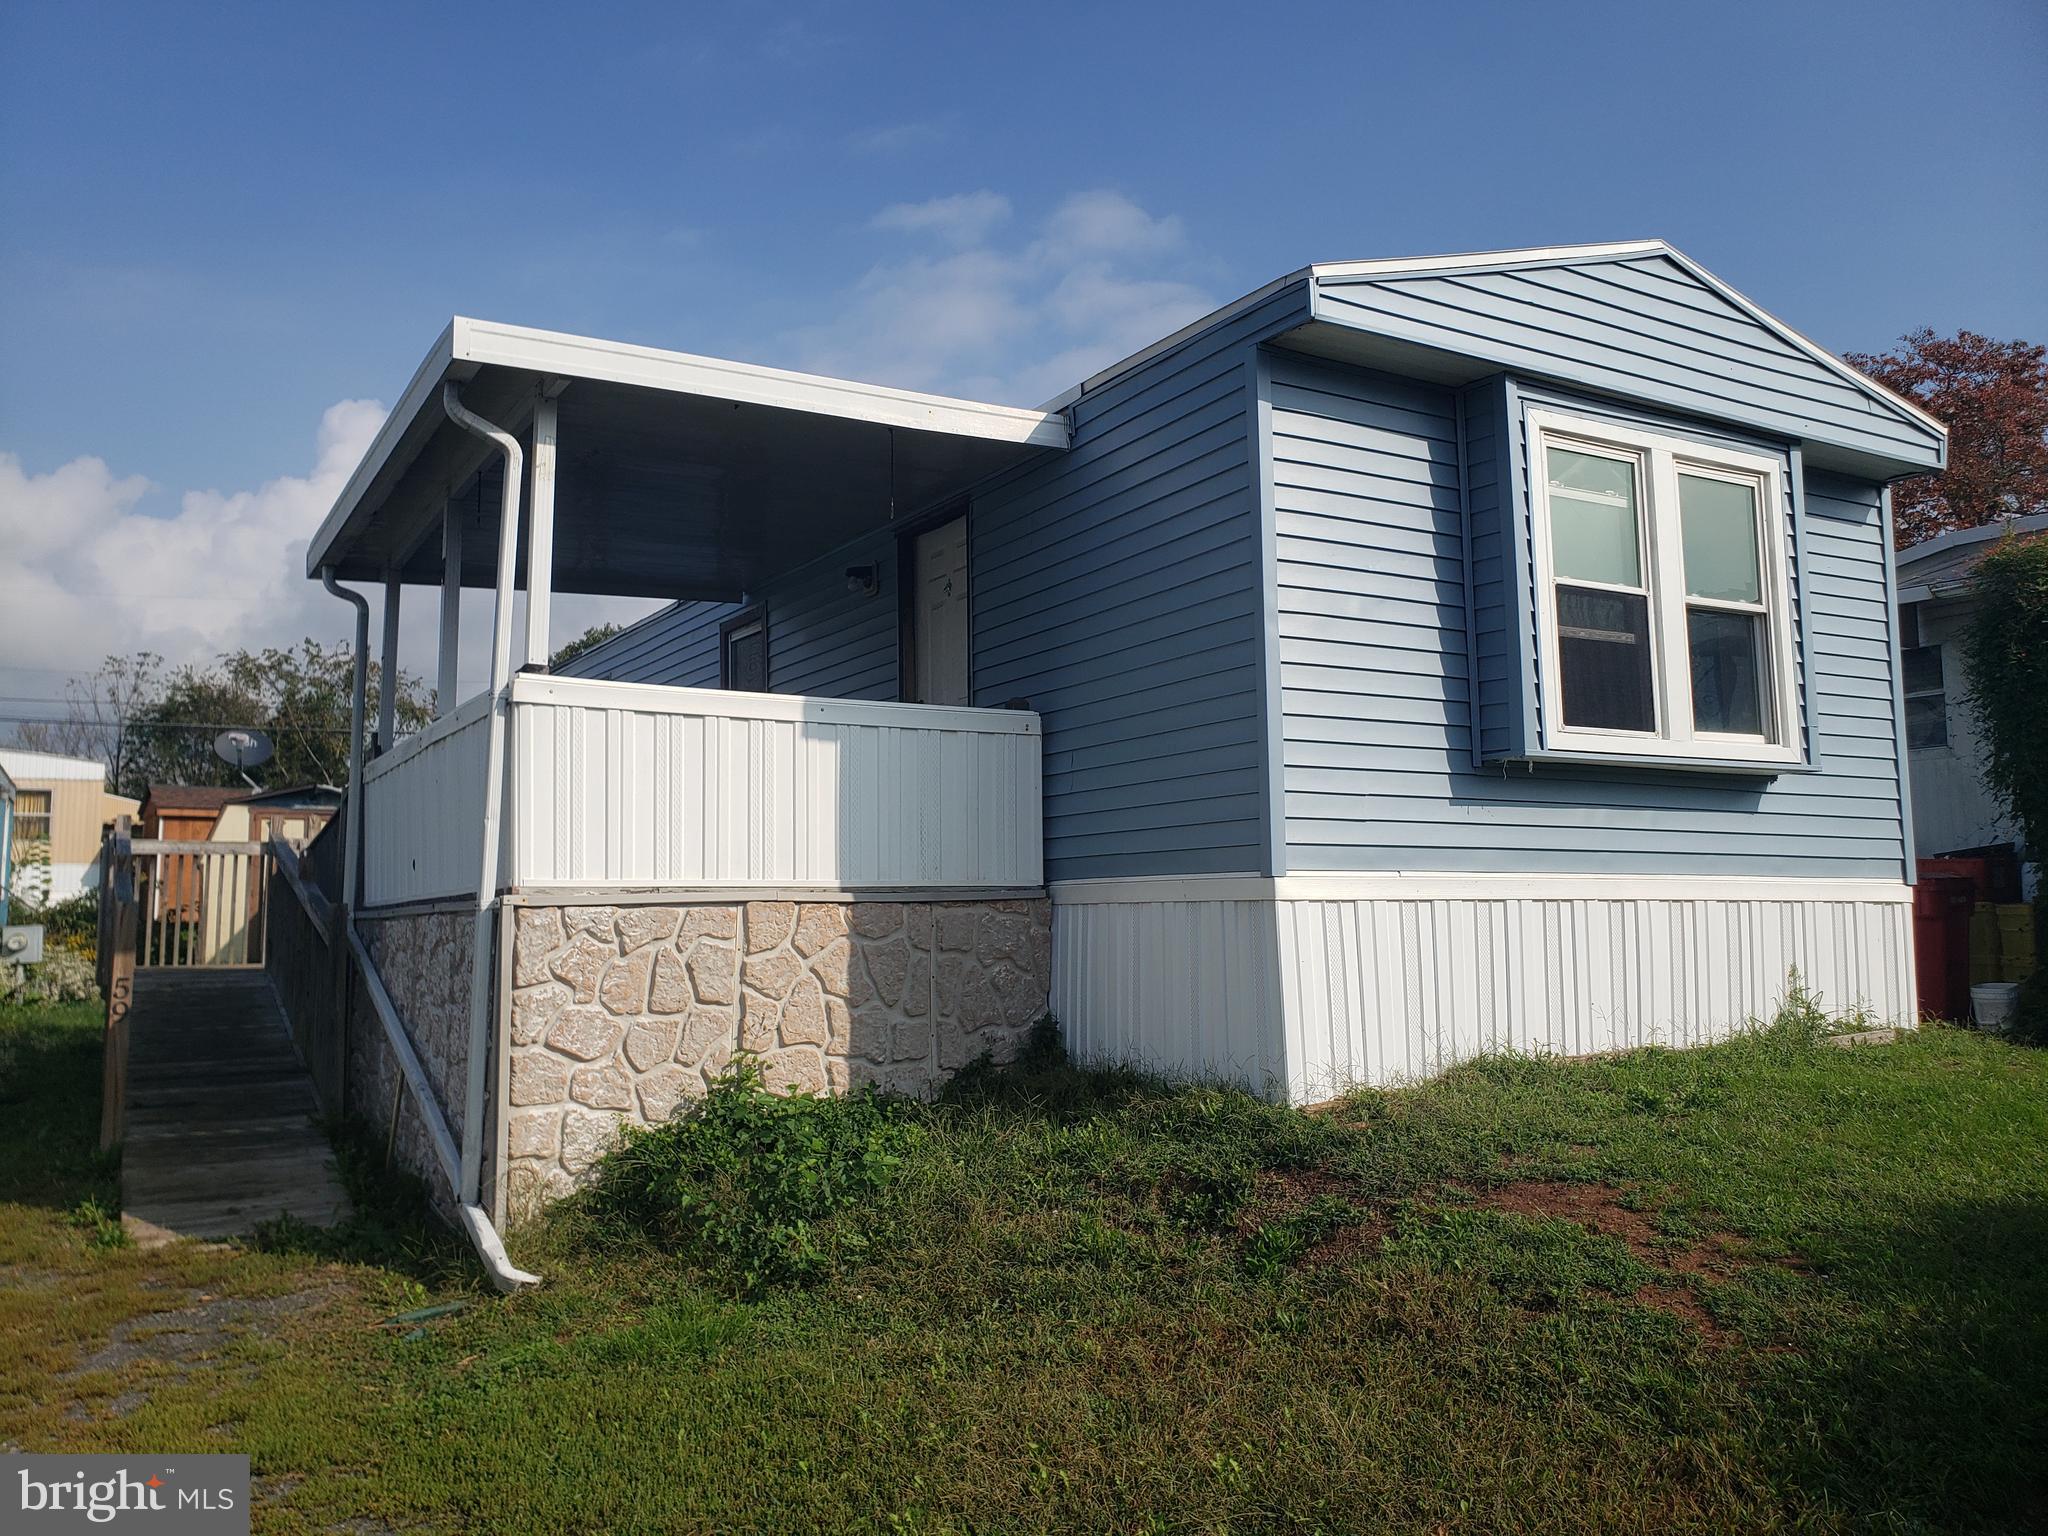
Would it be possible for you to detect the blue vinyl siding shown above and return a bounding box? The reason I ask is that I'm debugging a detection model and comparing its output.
[559,599,734,685]
[1460,375,1522,762]
[972,283,1310,881]
[1271,351,1907,878]
[1314,254,1941,473]
[558,529,898,698]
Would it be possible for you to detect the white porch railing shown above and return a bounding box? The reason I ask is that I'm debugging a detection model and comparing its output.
[356,674,1043,905]
[507,674,1042,892]
[359,690,493,905]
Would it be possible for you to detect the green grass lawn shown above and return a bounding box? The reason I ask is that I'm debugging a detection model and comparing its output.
[3,996,2044,1534]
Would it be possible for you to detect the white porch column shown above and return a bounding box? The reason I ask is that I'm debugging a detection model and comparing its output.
[437,502,462,716]
[377,568,401,751]
[523,395,558,670]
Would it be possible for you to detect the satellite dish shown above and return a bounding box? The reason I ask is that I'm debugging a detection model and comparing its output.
[213,729,274,772]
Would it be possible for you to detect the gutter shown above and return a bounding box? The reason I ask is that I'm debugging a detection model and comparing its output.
[320,562,539,1293]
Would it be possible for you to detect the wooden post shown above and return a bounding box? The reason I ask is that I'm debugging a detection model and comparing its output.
[95,833,113,997]
[99,817,136,1151]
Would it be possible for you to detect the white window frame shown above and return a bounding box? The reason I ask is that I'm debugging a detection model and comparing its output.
[1527,408,1800,766]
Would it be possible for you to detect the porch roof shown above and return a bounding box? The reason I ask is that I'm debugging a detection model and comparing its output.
[305,318,1070,599]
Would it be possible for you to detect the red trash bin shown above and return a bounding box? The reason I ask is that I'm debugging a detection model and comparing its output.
[1913,875,1975,1021]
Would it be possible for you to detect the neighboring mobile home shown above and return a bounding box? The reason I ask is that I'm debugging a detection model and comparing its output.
[0,748,137,903]
[1894,513,2045,891]
[300,240,1941,1240]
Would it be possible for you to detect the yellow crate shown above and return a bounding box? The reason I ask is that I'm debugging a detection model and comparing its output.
[1995,904,2037,983]
[1970,906,2003,984]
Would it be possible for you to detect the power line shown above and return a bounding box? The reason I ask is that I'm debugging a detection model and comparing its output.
[0,714,361,734]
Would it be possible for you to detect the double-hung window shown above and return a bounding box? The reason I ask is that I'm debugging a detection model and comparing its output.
[1528,409,1798,766]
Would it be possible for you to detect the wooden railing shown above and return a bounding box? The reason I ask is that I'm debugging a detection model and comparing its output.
[98,817,137,1150]
[129,838,273,967]
[264,834,348,1117]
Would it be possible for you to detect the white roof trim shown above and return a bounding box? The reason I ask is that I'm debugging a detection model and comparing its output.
[1310,239,1669,281]
[307,318,1069,576]
[453,318,1068,446]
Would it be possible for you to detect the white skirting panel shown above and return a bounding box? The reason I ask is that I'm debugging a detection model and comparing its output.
[1052,897,1288,1092]
[1052,875,1916,1103]
[506,674,1043,892]
[360,692,493,906]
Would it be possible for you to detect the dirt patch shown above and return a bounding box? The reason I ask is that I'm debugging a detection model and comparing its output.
[1233,1167,1355,1231]
[1299,1219,1385,1268]
[1235,1168,1386,1267]
[1634,1282,1733,1345]
[1463,1178,1762,1342]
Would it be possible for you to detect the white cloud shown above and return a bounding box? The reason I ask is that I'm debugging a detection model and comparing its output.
[869,190,1012,247]
[798,189,1215,405]
[0,403,667,716]
[0,401,385,681]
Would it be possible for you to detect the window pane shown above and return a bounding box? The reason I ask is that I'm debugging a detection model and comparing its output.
[1678,473,1762,603]
[1902,644,1944,696]
[1547,446,1641,587]
[1557,585,1655,732]
[1688,607,1766,736]
[1906,694,1948,750]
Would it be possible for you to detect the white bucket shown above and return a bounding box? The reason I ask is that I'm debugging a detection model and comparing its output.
[1972,982,2023,1033]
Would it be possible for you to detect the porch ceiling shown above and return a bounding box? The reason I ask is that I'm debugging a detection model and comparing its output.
[305,318,1069,599]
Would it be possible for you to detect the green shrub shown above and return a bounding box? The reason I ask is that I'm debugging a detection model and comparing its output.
[1,948,97,1005]
[582,1058,921,1291]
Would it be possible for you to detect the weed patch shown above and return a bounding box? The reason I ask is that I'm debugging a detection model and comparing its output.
[580,1057,922,1290]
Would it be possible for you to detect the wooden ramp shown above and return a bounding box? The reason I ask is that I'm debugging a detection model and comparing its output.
[121,969,351,1241]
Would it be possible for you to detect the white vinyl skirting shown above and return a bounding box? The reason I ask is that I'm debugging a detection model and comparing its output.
[1050,874,1916,1102]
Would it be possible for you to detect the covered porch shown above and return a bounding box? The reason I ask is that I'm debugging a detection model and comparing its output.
[307,317,1069,909]
[302,319,1068,1265]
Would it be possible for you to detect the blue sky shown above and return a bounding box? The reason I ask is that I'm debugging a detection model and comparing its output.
[1,0,2044,707]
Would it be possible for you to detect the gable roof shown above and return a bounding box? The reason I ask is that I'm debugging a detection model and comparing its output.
[1056,240,1946,481]
[1897,512,2048,600]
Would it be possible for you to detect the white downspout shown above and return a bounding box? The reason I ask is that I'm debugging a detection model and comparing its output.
[439,382,541,1290]
[321,569,370,910]
[321,478,538,1290]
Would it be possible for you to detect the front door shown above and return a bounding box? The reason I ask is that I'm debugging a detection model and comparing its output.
[912,516,970,706]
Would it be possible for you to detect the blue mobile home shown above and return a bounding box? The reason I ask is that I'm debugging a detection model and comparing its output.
[307,240,1939,1237]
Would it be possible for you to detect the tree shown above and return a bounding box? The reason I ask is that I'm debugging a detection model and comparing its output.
[28,642,432,798]
[1959,532,2048,1039]
[1847,330,2048,548]
[15,653,167,791]
[551,622,622,671]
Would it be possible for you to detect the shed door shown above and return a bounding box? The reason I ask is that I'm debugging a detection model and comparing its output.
[913,516,970,706]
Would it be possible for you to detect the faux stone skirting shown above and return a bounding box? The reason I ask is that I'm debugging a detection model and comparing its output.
[503,897,1052,1222]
